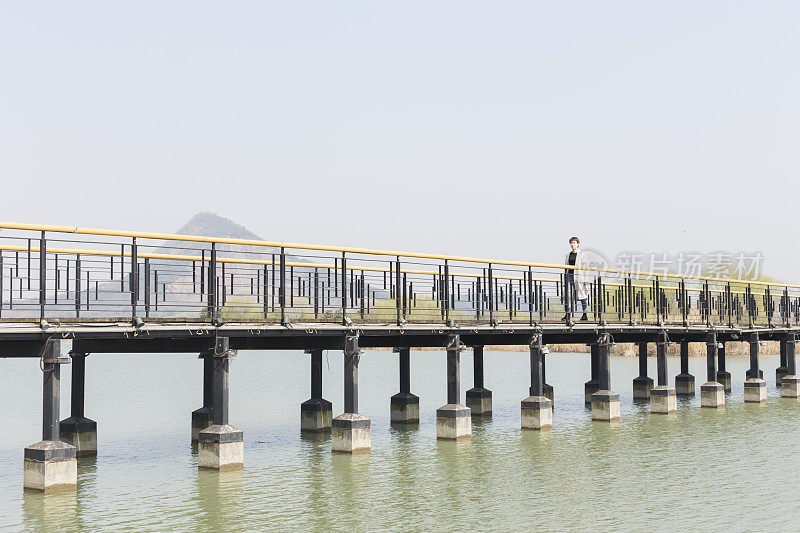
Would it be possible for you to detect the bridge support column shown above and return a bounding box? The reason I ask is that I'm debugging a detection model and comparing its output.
[744,333,766,403]
[436,335,471,440]
[191,350,214,442]
[542,351,553,404]
[776,338,789,387]
[466,346,492,416]
[716,342,732,392]
[632,342,653,400]
[701,334,724,408]
[198,338,244,470]
[675,341,695,396]
[521,335,552,430]
[332,334,371,452]
[650,333,676,414]
[584,344,600,404]
[59,352,97,457]
[591,333,620,422]
[24,340,77,492]
[781,333,799,398]
[391,347,419,424]
[301,349,333,432]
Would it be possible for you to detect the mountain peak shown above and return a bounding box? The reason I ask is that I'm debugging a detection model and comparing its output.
[175,212,262,240]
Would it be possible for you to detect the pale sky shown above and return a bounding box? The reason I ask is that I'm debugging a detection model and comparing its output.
[1,2,798,279]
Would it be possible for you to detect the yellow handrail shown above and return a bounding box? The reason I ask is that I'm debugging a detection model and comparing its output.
[0,221,792,290]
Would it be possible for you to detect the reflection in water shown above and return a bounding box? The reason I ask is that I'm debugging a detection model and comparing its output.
[22,489,78,531]
[194,469,243,530]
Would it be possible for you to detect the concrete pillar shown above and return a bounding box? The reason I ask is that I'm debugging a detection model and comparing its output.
[776,337,789,387]
[675,340,695,396]
[650,333,676,414]
[632,342,653,400]
[332,334,371,452]
[436,334,471,440]
[716,342,732,392]
[191,350,214,442]
[390,347,419,423]
[198,338,244,470]
[701,333,724,408]
[782,333,799,398]
[301,349,333,432]
[744,333,766,403]
[542,352,554,404]
[24,340,77,492]
[584,344,600,404]
[59,352,97,457]
[591,333,620,422]
[521,334,553,430]
[465,346,492,416]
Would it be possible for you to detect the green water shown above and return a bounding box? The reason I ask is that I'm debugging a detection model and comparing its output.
[1,350,798,531]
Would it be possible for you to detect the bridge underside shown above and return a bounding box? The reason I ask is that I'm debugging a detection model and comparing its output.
[0,322,791,356]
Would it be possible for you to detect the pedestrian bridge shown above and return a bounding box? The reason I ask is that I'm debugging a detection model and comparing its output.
[2,221,798,491]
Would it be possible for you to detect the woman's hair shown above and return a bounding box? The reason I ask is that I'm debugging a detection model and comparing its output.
[569,236,580,244]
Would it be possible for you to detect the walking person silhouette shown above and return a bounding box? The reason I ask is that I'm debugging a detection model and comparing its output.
[563,236,590,323]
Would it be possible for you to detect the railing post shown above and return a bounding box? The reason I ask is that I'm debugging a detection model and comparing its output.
[277,247,286,325]
[340,252,347,326]
[527,267,534,326]
[39,231,46,321]
[144,258,151,318]
[207,243,217,323]
[784,287,790,327]
[488,263,494,325]
[396,256,402,325]
[130,237,138,319]
[443,259,451,325]
[766,286,773,328]
[75,255,81,318]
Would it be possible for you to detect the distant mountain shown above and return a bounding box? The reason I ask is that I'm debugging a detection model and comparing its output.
[176,212,263,241]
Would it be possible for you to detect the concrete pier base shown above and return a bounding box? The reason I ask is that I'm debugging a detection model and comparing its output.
[390,393,419,424]
[675,373,695,396]
[716,371,732,393]
[191,407,214,442]
[744,379,766,403]
[590,390,620,422]
[436,404,471,440]
[23,441,77,492]
[584,380,599,404]
[465,387,492,416]
[776,367,789,388]
[58,417,97,457]
[650,386,677,414]
[700,382,725,408]
[300,398,333,432]
[198,425,244,470]
[521,396,552,430]
[331,414,371,453]
[782,376,800,398]
[632,376,653,400]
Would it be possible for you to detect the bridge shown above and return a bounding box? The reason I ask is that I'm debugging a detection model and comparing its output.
[2,221,798,491]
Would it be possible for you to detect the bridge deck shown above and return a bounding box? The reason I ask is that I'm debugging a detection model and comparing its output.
[0,320,790,356]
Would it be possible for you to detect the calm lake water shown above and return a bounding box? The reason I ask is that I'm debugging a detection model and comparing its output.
[1,349,799,531]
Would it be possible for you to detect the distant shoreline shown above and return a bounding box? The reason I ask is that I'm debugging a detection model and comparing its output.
[371,341,779,357]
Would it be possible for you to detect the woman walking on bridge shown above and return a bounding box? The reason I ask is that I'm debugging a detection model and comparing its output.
[563,236,590,322]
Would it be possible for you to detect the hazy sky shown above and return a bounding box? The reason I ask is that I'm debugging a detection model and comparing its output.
[1,3,798,278]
